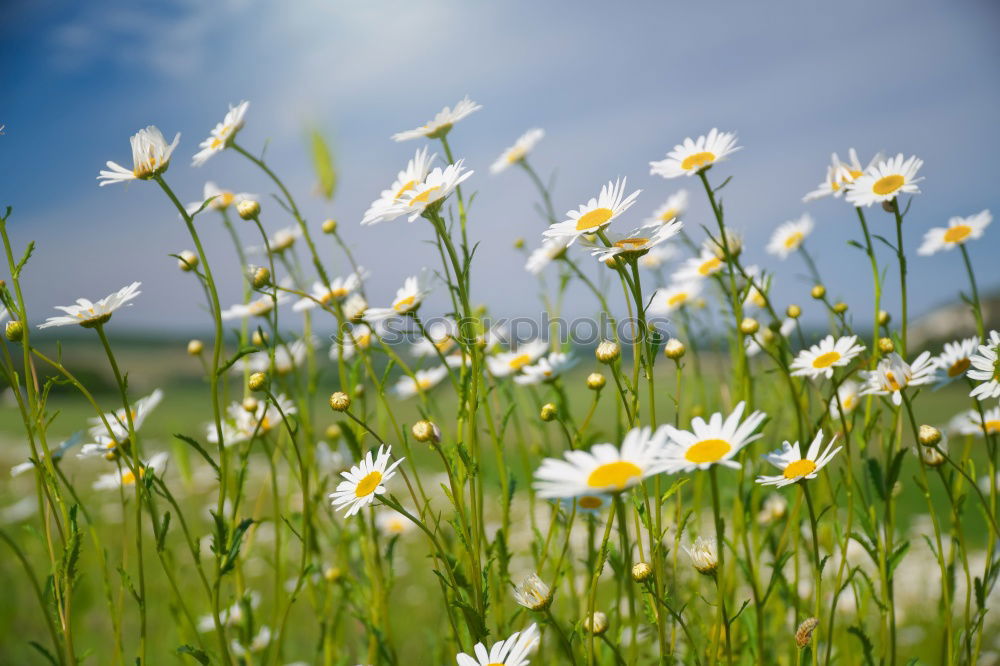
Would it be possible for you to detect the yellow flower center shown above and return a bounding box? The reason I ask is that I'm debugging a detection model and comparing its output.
[394,180,418,200]
[842,394,857,411]
[782,459,817,479]
[783,231,804,250]
[587,461,643,490]
[578,495,604,509]
[393,295,417,312]
[575,207,614,231]
[943,225,972,244]
[667,292,688,307]
[508,353,531,370]
[210,137,223,150]
[121,466,147,486]
[812,351,841,369]
[411,186,441,205]
[948,358,971,377]
[681,151,715,171]
[884,371,902,391]
[685,438,731,464]
[385,518,406,533]
[985,420,1000,434]
[659,208,678,222]
[614,238,649,250]
[872,174,904,196]
[506,146,527,164]
[698,257,722,275]
[355,471,382,497]
[417,378,433,390]
[219,192,235,207]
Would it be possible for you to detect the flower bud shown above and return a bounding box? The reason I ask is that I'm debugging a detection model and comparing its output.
[5,320,24,342]
[877,310,891,326]
[881,199,897,213]
[595,340,620,364]
[631,562,653,583]
[353,384,366,398]
[586,372,606,391]
[252,330,269,347]
[786,304,801,319]
[248,372,268,392]
[832,302,848,314]
[664,338,686,360]
[242,397,259,413]
[325,424,342,440]
[411,419,441,444]
[810,284,826,300]
[878,337,895,354]
[583,611,609,636]
[918,446,945,467]
[685,536,718,575]
[323,566,343,582]
[513,237,525,249]
[795,617,819,649]
[177,250,198,272]
[512,573,552,611]
[918,425,942,447]
[705,229,743,259]
[540,403,557,422]
[187,339,204,355]
[739,317,759,335]
[321,218,338,234]
[328,391,351,412]
[237,199,260,220]
[251,266,271,290]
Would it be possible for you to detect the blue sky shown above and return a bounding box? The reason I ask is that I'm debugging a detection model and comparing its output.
[2,1,998,333]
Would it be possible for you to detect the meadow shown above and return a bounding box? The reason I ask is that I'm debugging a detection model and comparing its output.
[0,99,998,666]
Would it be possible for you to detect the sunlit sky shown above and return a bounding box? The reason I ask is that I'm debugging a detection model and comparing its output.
[2,1,999,333]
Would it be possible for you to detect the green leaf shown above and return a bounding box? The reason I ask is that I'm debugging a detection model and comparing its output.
[174,434,220,475]
[177,644,211,665]
[28,641,59,666]
[217,346,259,376]
[308,128,338,200]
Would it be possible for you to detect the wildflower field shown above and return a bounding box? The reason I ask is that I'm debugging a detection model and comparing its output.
[1,95,999,666]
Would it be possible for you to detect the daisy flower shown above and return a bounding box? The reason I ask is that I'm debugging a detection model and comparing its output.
[638,244,678,270]
[330,324,373,361]
[828,380,861,420]
[684,536,718,575]
[365,272,432,322]
[740,265,770,311]
[533,426,671,498]
[860,351,936,405]
[220,291,289,321]
[641,190,689,229]
[525,237,570,275]
[230,626,271,658]
[38,282,141,329]
[196,593,261,633]
[514,352,578,386]
[186,181,256,215]
[647,281,702,316]
[98,126,180,185]
[512,574,552,611]
[767,213,814,259]
[802,149,879,202]
[388,161,474,223]
[660,401,767,473]
[917,210,991,256]
[376,508,414,537]
[949,405,1000,438]
[456,623,539,666]
[491,128,544,174]
[411,319,458,357]
[933,336,980,386]
[93,452,168,491]
[968,331,1000,401]
[244,339,308,375]
[846,153,923,207]
[392,96,481,142]
[649,128,740,179]
[790,335,866,380]
[362,148,437,226]
[329,445,404,517]
[581,220,682,263]
[192,101,250,167]
[487,339,549,377]
[673,249,724,283]
[756,431,842,488]
[393,366,449,399]
[542,178,641,246]
[207,394,297,446]
[80,389,164,458]
[248,225,302,255]
[293,270,367,312]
